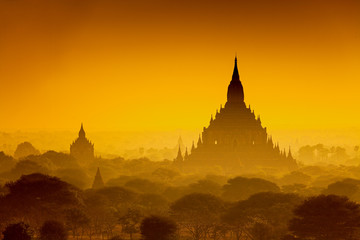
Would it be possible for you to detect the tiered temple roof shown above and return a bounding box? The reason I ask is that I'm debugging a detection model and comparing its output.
[70,123,94,165]
[183,57,297,173]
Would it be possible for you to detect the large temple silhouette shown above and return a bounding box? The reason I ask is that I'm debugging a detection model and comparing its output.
[185,57,297,172]
[70,123,94,165]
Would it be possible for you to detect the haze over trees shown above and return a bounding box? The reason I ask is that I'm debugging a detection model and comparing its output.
[0,0,359,237]
[0,141,359,239]
[288,195,360,240]
[14,142,40,160]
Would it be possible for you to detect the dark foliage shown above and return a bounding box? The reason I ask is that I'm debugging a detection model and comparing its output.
[289,194,360,240]
[2,222,32,240]
[125,178,165,194]
[222,176,280,201]
[0,173,82,225]
[40,220,67,240]
[0,152,16,173]
[140,215,177,240]
[14,142,40,160]
[171,193,225,221]
[223,192,302,240]
[109,236,124,240]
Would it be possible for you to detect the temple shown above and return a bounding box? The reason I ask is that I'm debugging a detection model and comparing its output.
[174,146,184,164]
[185,57,297,173]
[92,167,105,189]
[70,123,94,165]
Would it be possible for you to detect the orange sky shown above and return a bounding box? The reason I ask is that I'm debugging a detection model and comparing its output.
[1,0,359,134]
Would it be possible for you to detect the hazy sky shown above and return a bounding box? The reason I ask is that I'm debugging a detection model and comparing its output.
[1,0,359,133]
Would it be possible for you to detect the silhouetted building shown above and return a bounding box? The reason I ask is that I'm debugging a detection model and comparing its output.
[92,167,105,189]
[184,147,189,161]
[187,57,297,172]
[176,136,185,153]
[174,146,184,163]
[70,124,94,164]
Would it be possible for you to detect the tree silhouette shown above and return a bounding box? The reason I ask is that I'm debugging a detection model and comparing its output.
[0,151,16,172]
[222,177,280,201]
[140,215,177,240]
[2,222,32,240]
[124,178,165,194]
[40,220,67,240]
[250,222,273,240]
[0,173,82,228]
[170,193,225,240]
[119,208,142,240]
[109,236,123,240]
[322,178,360,201]
[288,194,360,240]
[65,208,89,239]
[14,142,40,159]
[223,192,302,240]
[138,193,169,215]
[186,179,222,196]
[84,188,122,239]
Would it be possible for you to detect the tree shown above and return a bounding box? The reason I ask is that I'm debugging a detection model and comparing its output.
[0,151,16,173]
[65,208,90,239]
[354,146,359,158]
[152,168,179,181]
[40,220,67,240]
[55,168,90,189]
[186,179,222,196]
[140,215,177,240]
[170,193,225,240]
[250,222,273,240]
[0,173,82,228]
[323,179,360,201]
[8,160,50,179]
[298,145,315,163]
[222,192,302,240]
[84,188,124,239]
[329,146,349,164]
[109,236,123,240]
[119,208,143,240]
[288,194,360,240]
[222,177,280,201]
[14,142,40,159]
[91,186,138,211]
[138,193,169,214]
[2,222,32,240]
[280,171,312,185]
[124,178,165,194]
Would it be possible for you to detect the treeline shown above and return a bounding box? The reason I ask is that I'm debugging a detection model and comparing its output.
[1,173,360,240]
[297,143,360,165]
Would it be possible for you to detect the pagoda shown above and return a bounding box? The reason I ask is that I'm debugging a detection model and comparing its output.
[186,57,297,173]
[92,167,105,189]
[70,123,94,165]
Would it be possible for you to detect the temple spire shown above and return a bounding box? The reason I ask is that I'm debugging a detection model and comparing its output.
[174,146,183,163]
[79,123,86,138]
[92,167,105,189]
[197,134,202,147]
[232,56,240,82]
[288,147,293,159]
[227,56,244,103]
[184,147,189,161]
[191,141,195,153]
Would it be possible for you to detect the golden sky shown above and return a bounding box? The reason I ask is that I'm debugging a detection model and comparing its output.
[1,0,359,133]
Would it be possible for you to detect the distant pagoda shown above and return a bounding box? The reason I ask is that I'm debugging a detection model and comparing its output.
[186,57,297,173]
[174,146,184,164]
[70,123,94,165]
[92,167,105,189]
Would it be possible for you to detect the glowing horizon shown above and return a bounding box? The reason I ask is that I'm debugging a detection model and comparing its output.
[1,0,359,135]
